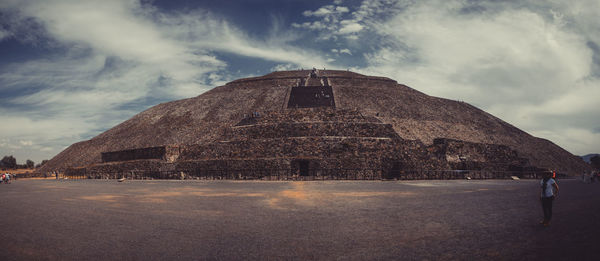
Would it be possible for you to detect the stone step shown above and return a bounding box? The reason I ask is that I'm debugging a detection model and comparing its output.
[226,122,399,140]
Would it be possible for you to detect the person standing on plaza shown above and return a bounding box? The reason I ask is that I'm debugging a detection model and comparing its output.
[540,171,559,227]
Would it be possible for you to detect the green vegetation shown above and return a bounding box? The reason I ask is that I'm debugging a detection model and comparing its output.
[0,155,47,170]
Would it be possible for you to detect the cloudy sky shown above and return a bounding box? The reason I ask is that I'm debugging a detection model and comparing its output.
[1,0,599,164]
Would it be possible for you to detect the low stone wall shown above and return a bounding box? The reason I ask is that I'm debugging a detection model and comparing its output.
[235,108,378,126]
[101,146,166,163]
[178,137,402,161]
[64,136,444,180]
[66,157,393,180]
[64,158,541,180]
[225,70,396,86]
[66,135,538,180]
[226,122,399,140]
[101,146,181,163]
[65,122,539,180]
[431,138,529,170]
[66,160,174,179]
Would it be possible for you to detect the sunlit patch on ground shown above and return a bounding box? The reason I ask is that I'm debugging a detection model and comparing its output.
[79,194,123,203]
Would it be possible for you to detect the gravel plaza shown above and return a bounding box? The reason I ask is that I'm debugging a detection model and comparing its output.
[1,179,599,260]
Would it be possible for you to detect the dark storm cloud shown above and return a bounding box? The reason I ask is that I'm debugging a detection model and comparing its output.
[586,41,600,78]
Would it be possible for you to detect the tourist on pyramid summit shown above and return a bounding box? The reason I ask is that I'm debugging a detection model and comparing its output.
[540,171,559,227]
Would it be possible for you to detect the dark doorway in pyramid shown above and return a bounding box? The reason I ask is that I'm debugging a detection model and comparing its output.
[299,160,310,176]
[287,86,335,108]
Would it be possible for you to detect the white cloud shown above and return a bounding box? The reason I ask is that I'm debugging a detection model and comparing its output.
[331,48,352,56]
[19,140,33,146]
[295,3,357,39]
[271,63,296,72]
[294,0,403,41]
[531,128,600,157]
[159,10,331,68]
[338,21,364,34]
[335,6,350,13]
[9,1,191,65]
[339,48,352,55]
[0,28,10,41]
[358,0,600,155]
[1,0,226,99]
[0,113,92,163]
[0,0,334,163]
[313,7,334,16]
[303,5,349,17]
[1,0,598,162]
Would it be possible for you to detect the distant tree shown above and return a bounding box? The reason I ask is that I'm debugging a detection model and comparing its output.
[1,155,17,169]
[591,155,600,170]
[26,159,34,169]
[36,159,49,169]
[35,159,49,169]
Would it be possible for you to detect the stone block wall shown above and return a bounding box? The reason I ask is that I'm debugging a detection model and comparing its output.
[101,146,181,163]
[66,136,537,180]
[165,146,182,162]
[65,159,172,179]
[431,138,529,170]
[225,122,399,140]
[101,146,166,162]
[226,77,299,89]
[178,137,400,161]
[235,108,378,126]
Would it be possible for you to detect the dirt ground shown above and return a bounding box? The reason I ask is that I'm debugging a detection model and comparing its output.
[1,179,599,260]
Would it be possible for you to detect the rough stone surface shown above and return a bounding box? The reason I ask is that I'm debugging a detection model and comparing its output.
[41,70,590,177]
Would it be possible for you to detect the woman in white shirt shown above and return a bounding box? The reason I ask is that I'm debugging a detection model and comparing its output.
[540,171,559,227]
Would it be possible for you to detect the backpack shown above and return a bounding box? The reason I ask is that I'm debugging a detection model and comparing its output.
[541,177,550,197]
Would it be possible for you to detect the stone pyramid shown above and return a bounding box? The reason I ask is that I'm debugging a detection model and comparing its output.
[39,69,590,178]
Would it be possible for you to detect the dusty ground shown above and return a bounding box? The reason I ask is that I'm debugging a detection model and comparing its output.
[1,179,599,260]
